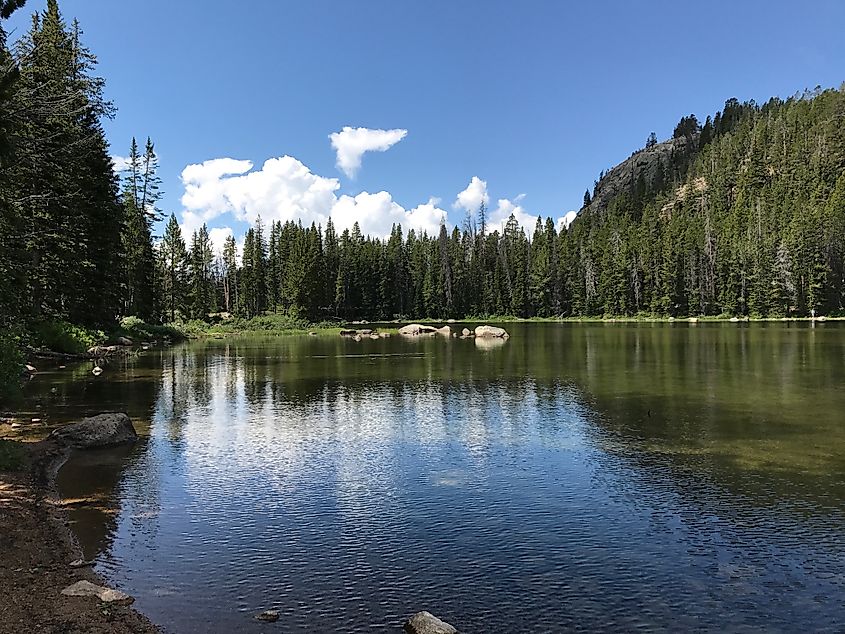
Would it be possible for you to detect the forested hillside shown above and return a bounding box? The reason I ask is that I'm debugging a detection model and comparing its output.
[183,88,845,321]
[2,0,845,363]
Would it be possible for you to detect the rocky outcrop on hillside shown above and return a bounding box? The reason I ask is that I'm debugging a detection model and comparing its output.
[583,133,699,216]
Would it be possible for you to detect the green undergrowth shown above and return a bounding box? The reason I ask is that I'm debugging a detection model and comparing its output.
[115,316,186,343]
[168,313,342,338]
[30,320,105,354]
[0,331,24,402]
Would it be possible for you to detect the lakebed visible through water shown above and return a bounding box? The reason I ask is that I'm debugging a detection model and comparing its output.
[16,322,845,631]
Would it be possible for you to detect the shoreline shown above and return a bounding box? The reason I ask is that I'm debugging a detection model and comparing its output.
[0,439,159,634]
[177,315,844,339]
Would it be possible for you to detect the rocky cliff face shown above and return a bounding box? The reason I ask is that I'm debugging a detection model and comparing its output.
[582,133,699,217]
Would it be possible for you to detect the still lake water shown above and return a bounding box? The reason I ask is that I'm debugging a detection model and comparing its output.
[23,323,845,631]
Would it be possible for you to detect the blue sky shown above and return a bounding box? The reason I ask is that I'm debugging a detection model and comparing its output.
[7,0,845,249]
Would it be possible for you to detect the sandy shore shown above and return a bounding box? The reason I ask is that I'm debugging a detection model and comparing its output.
[0,440,159,634]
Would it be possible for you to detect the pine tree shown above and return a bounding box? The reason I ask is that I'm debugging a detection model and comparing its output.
[9,0,122,327]
[121,137,158,320]
[158,214,189,322]
[189,225,215,319]
[221,234,238,314]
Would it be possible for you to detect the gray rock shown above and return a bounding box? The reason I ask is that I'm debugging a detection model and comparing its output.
[398,323,438,336]
[256,610,280,622]
[436,325,451,336]
[69,559,95,569]
[585,134,697,217]
[461,328,471,337]
[87,345,122,356]
[116,336,133,346]
[474,325,509,338]
[50,413,138,449]
[404,611,458,634]
[61,580,132,603]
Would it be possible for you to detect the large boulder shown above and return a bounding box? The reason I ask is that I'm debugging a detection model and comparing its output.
[61,580,133,603]
[436,326,451,336]
[474,325,509,338]
[404,611,458,634]
[50,413,138,449]
[398,324,438,336]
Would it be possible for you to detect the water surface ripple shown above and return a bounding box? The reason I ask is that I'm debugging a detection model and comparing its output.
[43,323,845,632]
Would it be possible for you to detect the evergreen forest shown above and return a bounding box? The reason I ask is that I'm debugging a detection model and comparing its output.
[2,0,845,359]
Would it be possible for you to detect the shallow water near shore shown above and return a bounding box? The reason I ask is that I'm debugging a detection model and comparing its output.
[19,322,845,631]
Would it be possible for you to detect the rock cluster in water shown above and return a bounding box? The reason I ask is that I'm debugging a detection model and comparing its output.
[398,323,451,336]
[340,328,390,341]
[398,323,510,339]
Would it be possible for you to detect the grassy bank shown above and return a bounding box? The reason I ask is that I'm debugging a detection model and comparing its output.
[169,313,343,338]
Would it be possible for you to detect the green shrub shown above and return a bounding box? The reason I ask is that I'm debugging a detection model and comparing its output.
[31,320,104,354]
[0,332,23,402]
[117,316,185,342]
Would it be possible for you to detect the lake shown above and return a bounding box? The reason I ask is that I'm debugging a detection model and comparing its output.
[21,322,845,632]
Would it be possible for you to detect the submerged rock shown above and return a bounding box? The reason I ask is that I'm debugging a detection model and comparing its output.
[474,325,509,338]
[256,610,280,622]
[61,580,133,603]
[49,412,138,449]
[403,611,458,634]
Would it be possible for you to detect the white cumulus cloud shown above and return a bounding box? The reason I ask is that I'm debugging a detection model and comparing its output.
[490,198,537,231]
[329,126,408,178]
[557,210,578,231]
[453,176,490,215]
[208,226,234,256]
[454,177,539,232]
[179,155,444,239]
[111,155,132,172]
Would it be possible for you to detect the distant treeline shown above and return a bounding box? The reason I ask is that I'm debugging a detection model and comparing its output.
[167,86,845,321]
[2,1,844,338]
